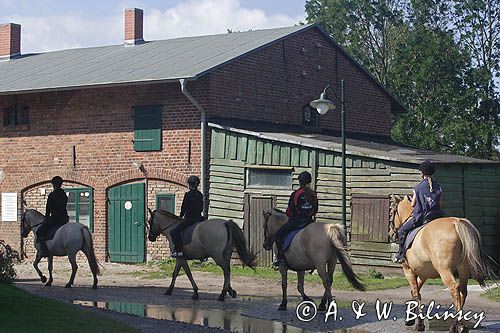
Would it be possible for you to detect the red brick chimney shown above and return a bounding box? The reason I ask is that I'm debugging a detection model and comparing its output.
[124,8,144,46]
[0,23,21,59]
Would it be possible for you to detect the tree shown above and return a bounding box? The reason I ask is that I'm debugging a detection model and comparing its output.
[305,0,500,159]
[305,0,405,87]
[453,0,500,158]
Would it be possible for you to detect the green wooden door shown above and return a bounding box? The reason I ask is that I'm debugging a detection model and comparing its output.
[108,183,145,263]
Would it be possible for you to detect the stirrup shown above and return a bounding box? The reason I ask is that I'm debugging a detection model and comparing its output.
[392,256,404,264]
[170,251,184,258]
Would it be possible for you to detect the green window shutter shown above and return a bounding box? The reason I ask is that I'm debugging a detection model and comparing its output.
[156,194,175,213]
[134,105,162,151]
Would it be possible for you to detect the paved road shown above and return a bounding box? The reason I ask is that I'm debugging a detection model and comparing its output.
[13,262,500,332]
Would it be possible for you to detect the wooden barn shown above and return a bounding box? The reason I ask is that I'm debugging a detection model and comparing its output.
[207,122,500,268]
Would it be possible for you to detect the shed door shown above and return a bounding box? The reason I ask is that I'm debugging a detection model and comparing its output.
[351,195,390,242]
[244,194,275,267]
[108,183,145,263]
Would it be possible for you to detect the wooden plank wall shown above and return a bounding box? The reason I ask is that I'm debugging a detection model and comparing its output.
[209,129,312,227]
[463,165,500,264]
[209,128,500,267]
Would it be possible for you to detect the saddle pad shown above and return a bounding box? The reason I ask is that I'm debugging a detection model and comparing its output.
[45,224,63,241]
[283,229,302,251]
[182,222,201,246]
[404,224,427,252]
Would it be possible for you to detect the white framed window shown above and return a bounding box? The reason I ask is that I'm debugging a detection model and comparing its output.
[246,167,292,189]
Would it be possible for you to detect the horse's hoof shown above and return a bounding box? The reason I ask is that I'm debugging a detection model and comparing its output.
[229,289,237,299]
[164,288,173,296]
[191,293,199,300]
[416,323,425,331]
[318,304,326,312]
[405,319,416,326]
[64,283,72,288]
[303,296,313,302]
[44,282,52,287]
[92,285,98,290]
[41,276,47,283]
[278,303,287,311]
[218,294,225,302]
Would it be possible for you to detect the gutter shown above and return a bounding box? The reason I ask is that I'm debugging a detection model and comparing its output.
[180,79,207,217]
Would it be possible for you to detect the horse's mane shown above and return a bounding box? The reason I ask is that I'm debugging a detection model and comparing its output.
[270,208,287,217]
[155,209,181,220]
[26,208,45,218]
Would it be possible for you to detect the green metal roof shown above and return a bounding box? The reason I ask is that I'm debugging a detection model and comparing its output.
[209,122,500,165]
[0,23,406,112]
[0,25,310,95]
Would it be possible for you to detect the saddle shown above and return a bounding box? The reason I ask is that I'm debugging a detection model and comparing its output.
[181,218,205,246]
[403,211,445,252]
[39,223,64,241]
[282,220,311,251]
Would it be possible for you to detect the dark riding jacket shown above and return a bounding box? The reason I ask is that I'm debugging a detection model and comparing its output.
[45,188,69,226]
[180,189,203,221]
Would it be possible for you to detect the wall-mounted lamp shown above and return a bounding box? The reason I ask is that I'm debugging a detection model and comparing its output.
[132,161,146,174]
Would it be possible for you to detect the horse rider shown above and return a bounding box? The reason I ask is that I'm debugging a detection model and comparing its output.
[393,160,445,263]
[170,175,204,258]
[37,176,69,257]
[264,171,318,266]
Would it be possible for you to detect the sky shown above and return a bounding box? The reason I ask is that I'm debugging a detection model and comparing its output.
[0,0,307,53]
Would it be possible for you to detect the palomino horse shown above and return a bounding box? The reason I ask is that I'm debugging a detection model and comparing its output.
[147,209,257,301]
[263,209,365,311]
[390,195,493,332]
[21,209,100,289]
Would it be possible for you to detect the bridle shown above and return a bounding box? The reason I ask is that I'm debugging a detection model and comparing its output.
[263,212,273,243]
[149,210,181,238]
[20,212,43,237]
[389,200,412,237]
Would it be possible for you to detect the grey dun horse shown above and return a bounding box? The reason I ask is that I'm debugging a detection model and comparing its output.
[263,208,366,311]
[21,209,100,289]
[147,209,257,301]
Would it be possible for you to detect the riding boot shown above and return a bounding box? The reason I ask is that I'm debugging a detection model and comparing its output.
[39,238,49,258]
[272,242,284,267]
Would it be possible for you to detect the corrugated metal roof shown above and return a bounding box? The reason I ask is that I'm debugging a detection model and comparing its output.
[209,122,499,165]
[0,25,310,94]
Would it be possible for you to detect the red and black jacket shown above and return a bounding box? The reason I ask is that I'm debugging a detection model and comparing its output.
[285,187,318,219]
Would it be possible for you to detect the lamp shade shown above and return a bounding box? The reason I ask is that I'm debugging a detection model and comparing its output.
[310,92,336,115]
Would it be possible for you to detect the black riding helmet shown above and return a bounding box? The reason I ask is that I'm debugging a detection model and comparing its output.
[298,171,312,184]
[419,160,435,176]
[187,175,200,188]
[51,176,63,188]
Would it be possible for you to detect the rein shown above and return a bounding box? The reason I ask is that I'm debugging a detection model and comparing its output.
[22,217,43,233]
[150,211,181,236]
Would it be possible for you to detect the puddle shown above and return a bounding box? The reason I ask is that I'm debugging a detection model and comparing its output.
[73,300,366,333]
[426,318,454,331]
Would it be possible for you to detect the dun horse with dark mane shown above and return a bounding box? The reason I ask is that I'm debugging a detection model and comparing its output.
[390,195,494,332]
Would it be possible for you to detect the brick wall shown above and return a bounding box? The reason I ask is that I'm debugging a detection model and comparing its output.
[0,82,201,260]
[206,27,393,137]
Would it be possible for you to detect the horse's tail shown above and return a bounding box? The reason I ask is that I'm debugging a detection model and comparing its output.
[326,224,366,291]
[81,226,101,276]
[226,220,257,268]
[454,218,496,287]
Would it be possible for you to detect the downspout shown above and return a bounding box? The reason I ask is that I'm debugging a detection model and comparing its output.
[180,78,207,217]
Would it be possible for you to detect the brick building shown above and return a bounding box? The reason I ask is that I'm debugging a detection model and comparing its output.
[2,8,471,264]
